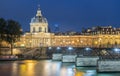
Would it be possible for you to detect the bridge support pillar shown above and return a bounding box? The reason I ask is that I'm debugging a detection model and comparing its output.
[52,53,62,61]
[76,56,99,67]
[97,59,120,72]
[62,54,77,62]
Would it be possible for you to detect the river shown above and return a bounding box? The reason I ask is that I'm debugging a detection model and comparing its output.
[0,60,120,76]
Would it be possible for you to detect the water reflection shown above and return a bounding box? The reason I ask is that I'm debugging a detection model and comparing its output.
[0,60,120,76]
[11,60,37,76]
[74,71,84,76]
[74,67,96,76]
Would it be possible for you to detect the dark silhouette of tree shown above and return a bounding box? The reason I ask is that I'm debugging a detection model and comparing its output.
[0,18,6,55]
[6,20,23,55]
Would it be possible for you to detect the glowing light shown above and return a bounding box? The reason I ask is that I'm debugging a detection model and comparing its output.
[72,41,75,43]
[99,38,102,41]
[48,47,52,50]
[21,44,25,47]
[74,71,84,76]
[114,48,120,53]
[81,41,83,43]
[57,47,61,50]
[29,40,32,43]
[77,39,79,42]
[34,33,37,35]
[68,46,73,50]
[85,47,91,51]
[94,41,98,44]
[13,49,21,55]
[20,60,37,76]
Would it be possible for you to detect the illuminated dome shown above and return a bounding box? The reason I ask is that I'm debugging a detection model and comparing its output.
[31,8,48,23]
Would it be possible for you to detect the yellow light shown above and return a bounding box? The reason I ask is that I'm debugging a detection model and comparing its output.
[29,40,32,43]
[72,41,75,43]
[94,41,98,44]
[74,71,85,76]
[21,44,25,47]
[13,49,21,55]
[19,60,37,76]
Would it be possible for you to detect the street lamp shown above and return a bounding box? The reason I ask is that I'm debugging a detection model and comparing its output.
[113,48,120,53]
[67,46,73,54]
[113,48,120,58]
[48,47,52,50]
[68,46,73,50]
[85,47,91,51]
[84,47,92,56]
[57,47,60,50]
[47,47,52,57]
[56,47,61,53]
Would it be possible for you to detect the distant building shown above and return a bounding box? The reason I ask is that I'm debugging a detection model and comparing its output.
[81,26,120,35]
[23,7,54,47]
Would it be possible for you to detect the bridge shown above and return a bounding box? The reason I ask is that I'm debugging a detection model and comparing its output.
[0,47,120,60]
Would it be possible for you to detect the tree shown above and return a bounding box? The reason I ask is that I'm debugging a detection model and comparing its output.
[6,20,23,55]
[0,18,6,55]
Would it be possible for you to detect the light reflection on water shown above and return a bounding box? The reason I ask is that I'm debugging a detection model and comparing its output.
[0,60,120,76]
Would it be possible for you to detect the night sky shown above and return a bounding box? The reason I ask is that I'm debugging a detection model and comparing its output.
[0,0,120,32]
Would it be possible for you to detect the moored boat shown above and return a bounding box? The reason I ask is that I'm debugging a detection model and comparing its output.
[0,55,18,61]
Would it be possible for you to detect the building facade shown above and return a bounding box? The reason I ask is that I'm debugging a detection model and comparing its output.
[15,7,120,48]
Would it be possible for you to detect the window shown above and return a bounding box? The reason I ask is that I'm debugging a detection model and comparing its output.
[45,28,46,32]
[39,27,42,32]
[33,27,35,32]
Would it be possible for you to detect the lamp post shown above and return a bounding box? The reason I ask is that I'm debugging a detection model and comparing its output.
[113,48,120,59]
[67,46,73,55]
[56,47,61,53]
[47,47,52,58]
[84,47,92,56]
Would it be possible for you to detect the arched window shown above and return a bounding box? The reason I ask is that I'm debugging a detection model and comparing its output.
[45,28,47,32]
[33,27,35,32]
[39,27,42,32]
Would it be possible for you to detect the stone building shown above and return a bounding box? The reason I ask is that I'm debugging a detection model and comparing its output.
[15,7,120,48]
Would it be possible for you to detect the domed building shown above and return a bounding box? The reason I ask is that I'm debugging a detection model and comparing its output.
[30,7,48,33]
[23,7,54,48]
[15,7,120,48]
